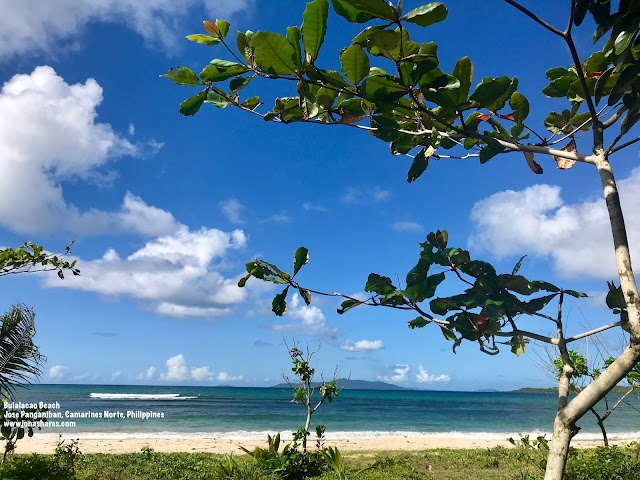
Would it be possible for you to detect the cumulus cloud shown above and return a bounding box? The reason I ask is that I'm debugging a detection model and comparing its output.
[111,370,122,381]
[48,365,67,379]
[342,187,390,204]
[0,0,254,59]
[416,366,450,383]
[136,367,156,381]
[0,66,168,237]
[219,198,246,225]
[391,221,424,233]
[160,354,189,381]
[469,168,640,279]
[468,169,640,278]
[217,371,243,382]
[191,366,214,381]
[271,294,338,338]
[45,226,247,318]
[340,340,384,352]
[378,364,410,383]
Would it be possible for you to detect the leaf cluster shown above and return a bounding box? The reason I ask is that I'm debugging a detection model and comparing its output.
[0,242,79,280]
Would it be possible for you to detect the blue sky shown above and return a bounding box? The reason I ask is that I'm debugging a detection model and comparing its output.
[0,0,638,391]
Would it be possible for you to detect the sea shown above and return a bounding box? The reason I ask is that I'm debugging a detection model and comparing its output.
[4,384,640,442]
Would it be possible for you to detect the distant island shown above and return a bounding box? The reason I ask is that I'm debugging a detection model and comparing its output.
[270,378,411,391]
[513,386,640,395]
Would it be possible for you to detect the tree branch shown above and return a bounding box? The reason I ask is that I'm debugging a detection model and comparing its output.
[502,0,565,36]
[565,321,623,343]
[609,135,640,155]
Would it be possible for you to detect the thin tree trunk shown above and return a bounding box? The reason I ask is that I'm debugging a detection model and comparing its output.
[546,417,578,480]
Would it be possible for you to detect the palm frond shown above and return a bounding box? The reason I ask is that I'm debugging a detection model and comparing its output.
[0,304,44,398]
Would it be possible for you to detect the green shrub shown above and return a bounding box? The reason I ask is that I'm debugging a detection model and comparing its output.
[564,446,640,480]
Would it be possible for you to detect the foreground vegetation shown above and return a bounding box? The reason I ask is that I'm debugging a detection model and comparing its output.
[2,444,640,480]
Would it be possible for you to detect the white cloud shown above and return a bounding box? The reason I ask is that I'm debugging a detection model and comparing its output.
[259,213,291,224]
[128,123,135,136]
[378,364,410,383]
[340,340,384,352]
[191,366,214,381]
[342,187,390,204]
[271,294,338,338]
[302,202,327,212]
[48,365,67,379]
[391,221,424,233]
[468,168,640,278]
[160,354,188,381]
[111,370,122,381]
[219,198,246,225]
[0,66,167,237]
[45,226,247,318]
[217,371,243,382]
[136,367,156,381]
[416,365,450,383]
[0,0,254,59]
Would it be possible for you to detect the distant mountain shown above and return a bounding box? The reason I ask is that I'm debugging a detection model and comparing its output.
[513,386,640,395]
[270,378,411,391]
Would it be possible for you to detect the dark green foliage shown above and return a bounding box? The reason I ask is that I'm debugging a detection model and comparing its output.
[564,445,640,480]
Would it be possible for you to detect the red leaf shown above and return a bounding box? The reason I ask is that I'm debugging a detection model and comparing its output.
[475,113,493,121]
[203,20,219,36]
[497,113,515,121]
[524,151,543,174]
[476,308,490,334]
[554,139,577,169]
[338,108,366,124]
[586,72,603,78]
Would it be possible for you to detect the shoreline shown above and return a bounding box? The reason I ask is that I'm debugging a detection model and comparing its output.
[15,435,630,455]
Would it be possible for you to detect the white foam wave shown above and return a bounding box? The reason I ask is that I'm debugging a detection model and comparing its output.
[89,393,197,400]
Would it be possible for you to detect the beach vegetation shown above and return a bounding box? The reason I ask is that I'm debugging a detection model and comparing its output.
[2,447,640,479]
[166,1,640,478]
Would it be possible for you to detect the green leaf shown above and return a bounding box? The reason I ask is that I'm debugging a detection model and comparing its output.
[340,44,370,85]
[439,325,457,341]
[297,81,319,119]
[298,287,312,306]
[545,67,571,81]
[230,75,252,92]
[452,56,473,104]
[241,96,261,110]
[252,31,299,75]
[469,76,511,108]
[200,60,249,82]
[186,34,221,47]
[365,273,396,295]
[272,287,289,316]
[161,67,201,86]
[216,20,230,39]
[479,143,506,163]
[286,27,303,71]
[542,76,573,98]
[407,145,435,183]
[509,92,529,123]
[293,247,309,276]
[360,75,407,102]
[179,89,208,116]
[367,30,402,60]
[621,107,640,136]
[331,0,396,23]
[404,272,445,302]
[204,91,229,108]
[337,299,363,314]
[408,316,430,329]
[237,31,253,64]
[614,29,637,55]
[402,3,448,27]
[510,336,527,356]
[564,290,587,298]
[512,255,526,275]
[302,0,329,61]
[521,294,557,314]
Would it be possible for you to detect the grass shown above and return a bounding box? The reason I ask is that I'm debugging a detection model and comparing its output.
[1,445,639,480]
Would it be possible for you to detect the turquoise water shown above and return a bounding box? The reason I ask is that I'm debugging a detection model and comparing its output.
[5,384,640,440]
